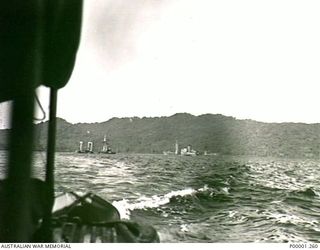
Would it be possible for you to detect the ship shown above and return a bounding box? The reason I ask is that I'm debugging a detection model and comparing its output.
[99,135,116,154]
[77,141,94,153]
[180,144,197,156]
[164,140,198,156]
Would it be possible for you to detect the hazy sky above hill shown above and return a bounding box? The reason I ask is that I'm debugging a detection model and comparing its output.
[1,0,320,128]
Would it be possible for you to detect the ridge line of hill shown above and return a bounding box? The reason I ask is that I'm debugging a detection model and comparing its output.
[0,113,319,157]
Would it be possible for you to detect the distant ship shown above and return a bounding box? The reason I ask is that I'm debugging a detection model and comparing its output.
[180,144,197,156]
[99,135,116,154]
[163,141,198,156]
[77,141,94,154]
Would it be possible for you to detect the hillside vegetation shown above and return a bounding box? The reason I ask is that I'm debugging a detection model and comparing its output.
[0,113,319,157]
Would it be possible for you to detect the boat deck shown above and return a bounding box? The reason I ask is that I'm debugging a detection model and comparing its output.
[52,220,159,243]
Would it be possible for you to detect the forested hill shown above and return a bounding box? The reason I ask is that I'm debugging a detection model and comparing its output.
[0,113,319,157]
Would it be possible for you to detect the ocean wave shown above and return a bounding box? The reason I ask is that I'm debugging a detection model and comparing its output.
[292,187,319,197]
[112,185,227,220]
[266,212,318,226]
[284,187,320,205]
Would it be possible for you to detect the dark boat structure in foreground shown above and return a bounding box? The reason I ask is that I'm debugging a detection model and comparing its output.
[0,1,159,242]
[0,179,159,243]
[50,192,158,242]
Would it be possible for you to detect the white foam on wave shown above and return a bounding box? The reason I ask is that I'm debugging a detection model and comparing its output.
[180,224,189,232]
[112,185,210,220]
[115,161,126,168]
[221,187,230,194]
[228,211,237,218]
[266,212,318,227]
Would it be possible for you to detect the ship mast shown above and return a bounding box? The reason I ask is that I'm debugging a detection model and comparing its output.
[175,140,179,155]
[102,135,108,152]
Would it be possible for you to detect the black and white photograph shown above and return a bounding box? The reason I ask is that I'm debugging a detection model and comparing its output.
[1,0,320,246]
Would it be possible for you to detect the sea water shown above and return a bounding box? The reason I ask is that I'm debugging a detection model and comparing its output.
[1,151,320,243]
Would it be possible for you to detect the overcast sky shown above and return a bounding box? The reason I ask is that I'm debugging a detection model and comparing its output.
[1,0,320,128]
